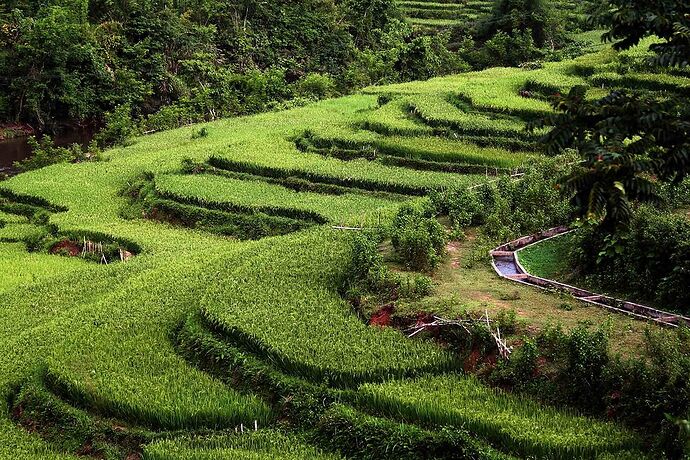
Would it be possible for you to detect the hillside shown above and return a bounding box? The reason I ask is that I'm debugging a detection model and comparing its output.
[1,30,687,457]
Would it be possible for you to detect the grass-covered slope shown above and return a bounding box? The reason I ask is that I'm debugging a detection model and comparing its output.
[0,41,678,458]
[399,0,493,30]
[358,375,639,458]
[144,431,344,460]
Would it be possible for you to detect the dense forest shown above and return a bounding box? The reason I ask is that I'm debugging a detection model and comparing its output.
[0,0,436,134]
[0,0,593,140]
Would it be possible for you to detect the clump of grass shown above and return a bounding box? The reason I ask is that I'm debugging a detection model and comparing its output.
[191,127,209,139]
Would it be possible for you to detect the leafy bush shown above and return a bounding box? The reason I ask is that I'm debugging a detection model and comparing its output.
[514,338,539,380]
[565,324,609,410]
[142,104,199,133]
[434,155,575,241]
[295,73,337,100]
[487,323,690,454]
[191,127,209,140]
[573,206,690,312]
[344,231,395,296]
[398,274,434,299]
[477,0,566,49]
[478,30,543,68]
[95,104,138,147]
[14,136,75,172]
[395,32,469,82]
[607,327,690,456]
[14,135,97,172]
[391,203,447,271]
[339,20,469,88]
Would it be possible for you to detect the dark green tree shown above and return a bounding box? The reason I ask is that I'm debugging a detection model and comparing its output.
[478,0,563,49]
[341,0,400,49]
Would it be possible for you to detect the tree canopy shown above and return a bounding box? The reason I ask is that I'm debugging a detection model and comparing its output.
[536,0,690,227]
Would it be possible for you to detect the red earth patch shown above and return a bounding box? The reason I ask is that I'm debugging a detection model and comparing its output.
[370,304,395,327]
[50,240,81,257]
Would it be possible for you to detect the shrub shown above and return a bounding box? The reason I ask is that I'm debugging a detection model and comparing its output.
[573,206,690,312]
[95,104,137,147]
[344,232,437,304]
[510,338,539,382]
[565,324,609,410]
[398,274,434,299]
[191,127,209,139]
[605,327,690,456]
[478,30,543,68]
[487,323,690,455]
[31,210,51,226]
[434,155,575,241]
[142,103,198,133]
[432,186,483,229]
[295,73,337,100]
[344,231,393,295]
[13,135,93,172]
[478,0,566,49]
[495,308,518,334]
[391,203,447,271]
[396,33,470,81]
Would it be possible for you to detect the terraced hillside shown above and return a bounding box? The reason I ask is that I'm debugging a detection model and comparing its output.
[0,39,683,459]
[399,0,585,31]
[400,0,493,30]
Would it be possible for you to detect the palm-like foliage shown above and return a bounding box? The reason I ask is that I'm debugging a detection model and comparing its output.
[531,0,690,228]
[601,0,690,68]
[531,86,688,226]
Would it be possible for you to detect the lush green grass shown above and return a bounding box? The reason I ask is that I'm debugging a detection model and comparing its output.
[409,96,541,139]
[153,173,399,224]
[144,431,343,460]
[365,66,553,118]
[0,209,28,223]
[302,119,532,168]
[375,135,532,168]
[406,17,470,27]
[398,0,491,28]
[0,242,86,293]
[399,1,466,11]
[0,88,479,457]
[208,139,482,195]
[358,374,641,459]
[517,233,576,280]
[40,249,275,430]
[200,228,456,387]
[362,98,434,137]
[0,222,45,242]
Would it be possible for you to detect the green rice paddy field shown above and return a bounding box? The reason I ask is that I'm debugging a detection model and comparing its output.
[0,37,680,459]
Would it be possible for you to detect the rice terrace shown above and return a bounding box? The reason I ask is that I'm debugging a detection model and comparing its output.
[0,0,689,458]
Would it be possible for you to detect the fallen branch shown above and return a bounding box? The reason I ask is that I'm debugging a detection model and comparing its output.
[486,309,512,359]
[405,312,513,360]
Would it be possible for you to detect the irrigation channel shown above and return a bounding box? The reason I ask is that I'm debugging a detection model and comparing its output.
[490,226,690,328]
